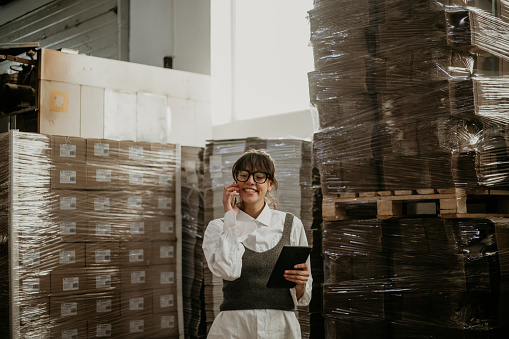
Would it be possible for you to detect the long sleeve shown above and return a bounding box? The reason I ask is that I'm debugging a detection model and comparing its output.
[202,211,246,281]
[290,217,313,307]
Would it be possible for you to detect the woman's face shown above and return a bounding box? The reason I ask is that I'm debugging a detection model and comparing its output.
[236,166,273,209]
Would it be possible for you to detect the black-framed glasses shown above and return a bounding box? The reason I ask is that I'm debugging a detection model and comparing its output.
[235,170,270,184]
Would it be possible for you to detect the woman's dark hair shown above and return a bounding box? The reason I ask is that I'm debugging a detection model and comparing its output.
[232,149,278,208]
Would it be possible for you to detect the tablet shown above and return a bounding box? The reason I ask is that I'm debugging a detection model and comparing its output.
[266,245,312,289]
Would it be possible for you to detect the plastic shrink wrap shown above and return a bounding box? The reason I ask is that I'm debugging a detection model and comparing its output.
[0,130,180,338]
[309,0,509,337]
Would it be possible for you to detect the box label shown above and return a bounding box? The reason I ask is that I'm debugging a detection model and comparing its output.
[128,196,142,209]
[94,143,110,156]
[161,315,175,329]
[130,320,144,333]
[59,250,76,264]
[60,197,77,210]
[209,155,222,173]
[129,249,144,262]
[61,302,78,316]
[129,146,144,160]
[60,221,76,235]
[62,329,78,339]
[96,275,111,288]
[96,324,112,337]
[129,172,143,185]
[60,170,76,184]
[160,220,174,234]
[95,249,111,263]
[21,306,41,322]
[130,271,145,284]
[160,245,174,259]
[95,223,111,236]
[158,197,172,209]
[62,277,79,291]
[129,297,144,310]
[159,174,173,187]
[158,149,174,161]
[96,299,112,313]
[22,278,40,292]
[96,169,112,182]
[60,144,76,158]
[161,271,175,285]
[160,294,174,308]
[130,222,144,235]
[185,160,198,184]
[23,251,40,266]
[94,197,110,211]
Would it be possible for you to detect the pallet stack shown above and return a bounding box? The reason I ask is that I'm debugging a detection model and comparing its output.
[0,130,181,338]
[309,0,509,337]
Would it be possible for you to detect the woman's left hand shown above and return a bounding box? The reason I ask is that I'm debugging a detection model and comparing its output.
[284,263,309,300]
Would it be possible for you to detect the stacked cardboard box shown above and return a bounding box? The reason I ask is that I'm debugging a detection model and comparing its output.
[1,131,181,338]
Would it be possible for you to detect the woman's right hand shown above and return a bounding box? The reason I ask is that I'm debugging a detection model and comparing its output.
[223,182,240,214]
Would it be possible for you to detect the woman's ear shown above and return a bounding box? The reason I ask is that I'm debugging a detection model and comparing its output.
[268,180,273,191]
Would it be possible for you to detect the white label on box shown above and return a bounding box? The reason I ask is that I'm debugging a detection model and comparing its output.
[60,197,77,211]
[60,170,76,184]
[21,306,40,322]
[63,277,79,291]
[130,320,144,333]
[160,245,174,259]
[159,174,173,187]
[59,250,76,264]
[96,324,112,337]
[22,224,39,236]
[62,329,78,339]
[209,155,222,173]
[158,197,172,209]
[96,169,112,182]
[160,220,174,234]
[96,299,112,313]
[96,275,111,288]
[129,146,144,160]
[158,149,174,161]
[185,160,198,184]
[129,249,144,262]
[95,223,111,236]
[23,251,40,266]
[160,294,174,308]
[129,297,144,310]
[131,271,145,284]
[61,302,78,316]
[128,196,142,209]
[60,221,76,235]
[130,221,145,235]
[161,271,175,285]
[129,172,143,184]
[161,315,175,329]
[22,278,40,292]
[94,143,110,156]
[95,249,111,263]
[94,197,110,211]
[60,144,76,158]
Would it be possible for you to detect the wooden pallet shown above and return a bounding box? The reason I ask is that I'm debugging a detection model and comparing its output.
[322,188,509,221]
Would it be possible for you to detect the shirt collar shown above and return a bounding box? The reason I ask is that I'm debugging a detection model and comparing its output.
[237,203,272,226]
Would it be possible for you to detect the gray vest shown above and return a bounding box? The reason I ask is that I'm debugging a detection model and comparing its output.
[220,213,295,311]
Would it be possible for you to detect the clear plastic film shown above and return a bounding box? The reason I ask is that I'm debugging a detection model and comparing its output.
[2,131,180,338]
[310,0,509,194]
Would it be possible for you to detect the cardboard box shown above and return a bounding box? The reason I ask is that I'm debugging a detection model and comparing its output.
[86,138,119,164]
[118,165,150,190]
[119,242,151,267]
[151,193,176,216]
[86,164,119,190]
[52,216,88,243]
[120,266,151,291]
[86,267,121,292]
[86,242,120,267]
[50,268,89,296]
[151,312,179,337]
[120,218,152,242]
[50,189,87,215]
[149,264,177,290]
[120,289,153,315]
[150,217,176,241]
[49,295,89,323]
[116,191,153,215]
[18,243,55,271]
[51,162,86,189]
[51,321,87,339]
[19,297,50,326]
[149,143,177,167]
[153,288,177,314]
[120,315,152,338]
[50,243,86,269]
[87,219,122,242]
[87,291,121,319]
[87,320,121,338]
[20,271,51,297]
[86,191,121,214]
[151,241,177,265]
[152,167,176,192]
[118,141,151,165]
[50,135,87,164]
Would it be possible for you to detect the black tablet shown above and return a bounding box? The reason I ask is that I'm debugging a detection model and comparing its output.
[266,245,312,289]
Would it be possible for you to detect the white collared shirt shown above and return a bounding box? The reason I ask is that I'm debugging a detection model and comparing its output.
[202,204,312,338]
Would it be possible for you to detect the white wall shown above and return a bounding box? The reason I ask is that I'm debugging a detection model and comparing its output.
[0,0,52,26]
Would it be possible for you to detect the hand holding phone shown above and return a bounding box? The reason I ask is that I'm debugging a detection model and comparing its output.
[223,182,239,213]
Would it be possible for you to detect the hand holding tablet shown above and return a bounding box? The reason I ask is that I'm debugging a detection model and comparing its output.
[266,246,312,289]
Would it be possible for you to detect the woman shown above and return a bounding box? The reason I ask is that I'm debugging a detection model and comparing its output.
[202,149,312,338]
